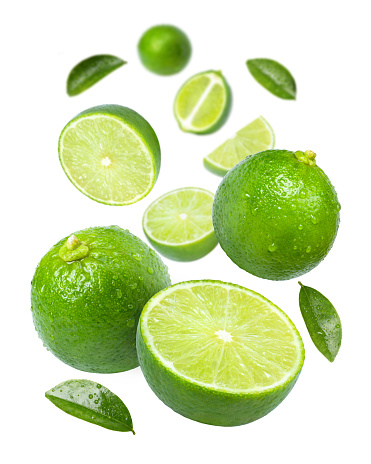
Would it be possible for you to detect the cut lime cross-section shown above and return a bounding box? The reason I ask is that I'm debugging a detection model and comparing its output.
[204,116,275,176]
[143,187,217,261]
[58,104,161,206]
[174,70,231,134]
[137,280,305,426]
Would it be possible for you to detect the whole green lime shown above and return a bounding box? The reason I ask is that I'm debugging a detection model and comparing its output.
[212,150,340,280]
[138,25,191,75]
[31,226,171,373]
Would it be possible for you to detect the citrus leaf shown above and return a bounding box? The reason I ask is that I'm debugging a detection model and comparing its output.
[246,58,296,100]
[298,282,342,362]
[67,55,126,96]
[45,379,135,433]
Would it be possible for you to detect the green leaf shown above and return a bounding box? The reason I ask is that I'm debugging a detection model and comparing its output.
[45,379,135,433]
[246,58,296,100]
[298,282,342,362]
[67,55,126,96]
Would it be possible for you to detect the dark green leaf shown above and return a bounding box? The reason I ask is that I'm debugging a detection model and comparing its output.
[246,58,296,100]
[67,55,126,96]
[298,282,342,362]
[45,379,135,433]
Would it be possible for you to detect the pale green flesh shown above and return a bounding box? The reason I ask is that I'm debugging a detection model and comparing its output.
[175,73,227,131]
[142,282,304,392]
[143,188,214,245]
[205,117,275,172]
[60,115,154,205]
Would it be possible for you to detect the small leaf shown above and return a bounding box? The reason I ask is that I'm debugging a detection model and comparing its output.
[67,55,126,96]
[298,282,342,362]
[45,379,135,433]
[246,58,296,100]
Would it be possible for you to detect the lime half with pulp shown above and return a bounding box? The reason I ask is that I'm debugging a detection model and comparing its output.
[143,187,217,261]
[137,280,305,426]
[58,104,160,205]
[174,70,231,134]
[204,116,275,176]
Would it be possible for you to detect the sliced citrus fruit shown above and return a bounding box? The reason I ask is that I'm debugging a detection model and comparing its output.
[204,116,275,176]
[58,104,161,205]
[143,187,217,261]
[137,280,305,426]
[174,70,231,134]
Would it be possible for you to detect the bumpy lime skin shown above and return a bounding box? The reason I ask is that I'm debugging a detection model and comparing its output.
[138,25,191,75]
[212,150,340,281]
[31,226,171,373]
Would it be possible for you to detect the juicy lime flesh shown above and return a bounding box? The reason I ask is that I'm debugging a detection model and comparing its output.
[175,73,228,131]
[142,282,303,392]
[60,115,155,205]
[206,117,275,172]
[144,188,214,245]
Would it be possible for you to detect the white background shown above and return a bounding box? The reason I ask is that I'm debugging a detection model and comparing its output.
[2,0,370,462]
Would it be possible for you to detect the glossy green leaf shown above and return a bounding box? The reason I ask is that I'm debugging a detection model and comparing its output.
[246,58,296,100]
[45,379,135,433]
[67,55,126,96]
[298,282,342,362]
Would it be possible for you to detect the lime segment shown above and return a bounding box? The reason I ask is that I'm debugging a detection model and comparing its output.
[143,188,217,261]
[204,116,275,176]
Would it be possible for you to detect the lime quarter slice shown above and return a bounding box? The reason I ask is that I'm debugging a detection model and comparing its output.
[137,280,305,426]
[204,116,275,176]
[174,70,231,134]
[58,104,161,206]
[143,187,217,261]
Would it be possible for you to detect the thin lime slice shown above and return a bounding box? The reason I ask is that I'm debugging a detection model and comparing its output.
[137,280,305,426]
[67,55,126,96]
[58,104,160,206]
[204,116,275,176]
[143,187,217,261]
[174,70,231,134]
[45,379,135,433]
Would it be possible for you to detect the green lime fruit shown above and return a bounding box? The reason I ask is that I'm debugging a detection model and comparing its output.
[137,280,305,426]
[138,25,191,75]
[31,226,171,373]
[213,149,340,281]
[67,55,126,96]
[58,104,161,206]
[204,116,275,176]
[143,187,217,261]
[174,70,231,134]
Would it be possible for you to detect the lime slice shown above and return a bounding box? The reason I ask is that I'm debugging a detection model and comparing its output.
[67,55,126,96]
[174,70,231,134]
[204,116,275,176]
[143,187,217,261]
[137,280,305,426]
[45,379,135,433]
[58,104,161,206]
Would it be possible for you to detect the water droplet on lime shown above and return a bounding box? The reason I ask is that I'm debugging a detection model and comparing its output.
[298,224,304,230]
[147,267,154,274]
[306,246,311,253]
[127,319,135,328]
[89,394,93,399]
[268,244,277,252]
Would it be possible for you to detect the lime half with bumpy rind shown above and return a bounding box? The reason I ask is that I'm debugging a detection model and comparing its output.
[204,116,275,176]
[174,70,231,134]
[137,280,305,426]
[143,187,217,261]
[58,104,161,205]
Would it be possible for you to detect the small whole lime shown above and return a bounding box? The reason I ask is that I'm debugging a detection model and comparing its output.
[212,150,340,280]
[31,226,171,373]
[138,25,191,75]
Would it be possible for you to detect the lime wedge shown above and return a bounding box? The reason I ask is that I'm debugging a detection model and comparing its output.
[174,70,231,134]
[137,280,305,426]
[143,187,217,261]
[58,104,160,206]
[204,117,275,176]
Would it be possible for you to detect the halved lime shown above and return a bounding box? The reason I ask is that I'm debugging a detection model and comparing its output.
[174,70,231,134]
[204,117,275,176]
[58,105,161,205]
[137,280,305,426]
[143,187,217,261]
